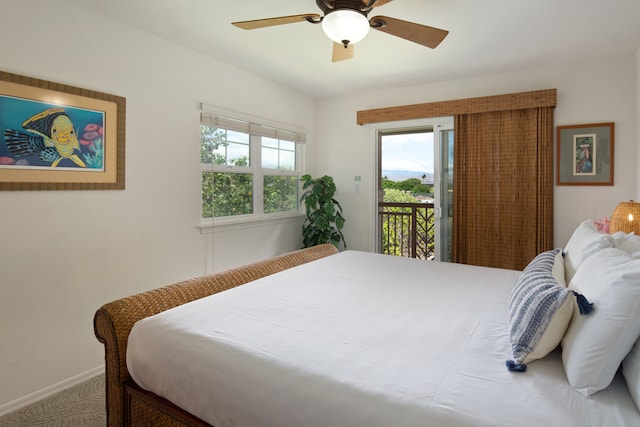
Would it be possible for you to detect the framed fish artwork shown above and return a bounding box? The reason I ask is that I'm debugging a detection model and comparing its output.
[0,71,125,190]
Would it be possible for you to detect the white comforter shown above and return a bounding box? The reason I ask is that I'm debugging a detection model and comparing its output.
[127,251,640,427]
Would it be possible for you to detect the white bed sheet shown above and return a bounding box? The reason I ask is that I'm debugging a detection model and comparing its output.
[127,251,640,427]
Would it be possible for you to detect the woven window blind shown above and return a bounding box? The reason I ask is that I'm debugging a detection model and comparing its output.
[452,107,555,270]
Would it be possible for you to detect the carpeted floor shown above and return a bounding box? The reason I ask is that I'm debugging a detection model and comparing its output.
[0,374,105,426]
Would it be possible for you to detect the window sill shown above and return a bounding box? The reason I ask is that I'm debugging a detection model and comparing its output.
[198,212,305,234]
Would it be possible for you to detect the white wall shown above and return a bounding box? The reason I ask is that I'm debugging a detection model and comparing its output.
[316,56,638,251]
[0,0,315,411]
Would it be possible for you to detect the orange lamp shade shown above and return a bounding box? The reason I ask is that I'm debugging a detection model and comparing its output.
[609,200,640,234]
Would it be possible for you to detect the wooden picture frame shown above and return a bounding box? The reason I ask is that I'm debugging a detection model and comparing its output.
[0,71,125,190]
[556,122,614,186]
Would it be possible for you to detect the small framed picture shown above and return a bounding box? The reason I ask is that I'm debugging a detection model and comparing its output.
[556,122,614,186]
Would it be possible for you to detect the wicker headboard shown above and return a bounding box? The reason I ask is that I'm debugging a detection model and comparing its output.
[94,243,339,426]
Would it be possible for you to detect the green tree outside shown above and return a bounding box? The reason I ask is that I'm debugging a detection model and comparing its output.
[381,177,432,195]
[264,175,298,213]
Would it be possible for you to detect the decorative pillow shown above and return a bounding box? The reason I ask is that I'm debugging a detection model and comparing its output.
[506,249,587,372]
[563,220,614,283]
[561,248,640,396]
[622,338,640,410]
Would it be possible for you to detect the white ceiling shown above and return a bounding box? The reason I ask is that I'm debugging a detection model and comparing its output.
[66,0,640,98]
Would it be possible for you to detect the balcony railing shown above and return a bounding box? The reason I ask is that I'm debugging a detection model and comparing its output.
[379,202,435,260]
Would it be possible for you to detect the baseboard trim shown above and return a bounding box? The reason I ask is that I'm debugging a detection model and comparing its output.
[0,365,104,416]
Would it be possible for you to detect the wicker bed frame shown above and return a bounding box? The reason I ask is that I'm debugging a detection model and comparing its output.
[94,244,339,426]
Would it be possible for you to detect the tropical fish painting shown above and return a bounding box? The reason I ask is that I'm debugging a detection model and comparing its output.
[0,95,105,171]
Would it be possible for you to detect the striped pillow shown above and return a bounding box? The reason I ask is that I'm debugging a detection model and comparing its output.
[506,249,574,371]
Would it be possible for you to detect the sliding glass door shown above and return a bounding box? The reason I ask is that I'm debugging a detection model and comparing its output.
[375,117,453,261]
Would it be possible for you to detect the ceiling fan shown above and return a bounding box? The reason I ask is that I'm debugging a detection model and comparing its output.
[232,0,449,62]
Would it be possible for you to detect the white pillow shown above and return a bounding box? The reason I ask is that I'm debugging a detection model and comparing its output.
[618,233,640,258]
[611,230,632,247]
[561,248,640,396]
[563,220,614,283]
[622,338,640,410]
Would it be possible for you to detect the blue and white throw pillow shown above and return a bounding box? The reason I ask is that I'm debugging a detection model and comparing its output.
[506,249,593,372]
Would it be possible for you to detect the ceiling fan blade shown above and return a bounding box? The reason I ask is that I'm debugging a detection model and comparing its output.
[332,42,354,62]
[365,0,394,7]
[370,16,449,48]
[232,14,320,30]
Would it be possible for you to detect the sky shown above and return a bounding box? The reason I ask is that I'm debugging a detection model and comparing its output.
[381,131,434,173]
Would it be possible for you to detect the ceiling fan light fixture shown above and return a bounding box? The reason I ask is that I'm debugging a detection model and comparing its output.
[321,9,370,46]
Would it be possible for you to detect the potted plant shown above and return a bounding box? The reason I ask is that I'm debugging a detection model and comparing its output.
[300,174,346,250]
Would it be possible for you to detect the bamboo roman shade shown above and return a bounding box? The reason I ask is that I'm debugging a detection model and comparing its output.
[357,89,557,125]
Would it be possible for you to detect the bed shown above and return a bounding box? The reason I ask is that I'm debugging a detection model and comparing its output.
[95,222,640,426]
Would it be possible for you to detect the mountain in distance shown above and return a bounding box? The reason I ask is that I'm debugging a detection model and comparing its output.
[382,170,434,184]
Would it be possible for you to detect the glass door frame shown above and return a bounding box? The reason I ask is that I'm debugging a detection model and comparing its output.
[368,117,454,259]
[434,124,454,261]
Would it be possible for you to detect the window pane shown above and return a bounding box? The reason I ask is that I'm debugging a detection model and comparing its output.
[201,125,226,165]
[203,128,250,167]
[212,172,253,217]
[212,144,227,165]
[262,137,279,149]
[227,130,249,144]
[261,147,278,169]
[227,142,250,166]
[280,140,295,151]
[201,171,214,219]
[261,138,297,170]
[280,150,295,170]
[264,175,298,213]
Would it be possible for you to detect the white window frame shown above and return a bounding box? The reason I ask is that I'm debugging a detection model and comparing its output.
[199,105,306,230]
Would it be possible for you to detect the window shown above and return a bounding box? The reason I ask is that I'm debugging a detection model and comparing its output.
[200,108,305,222]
